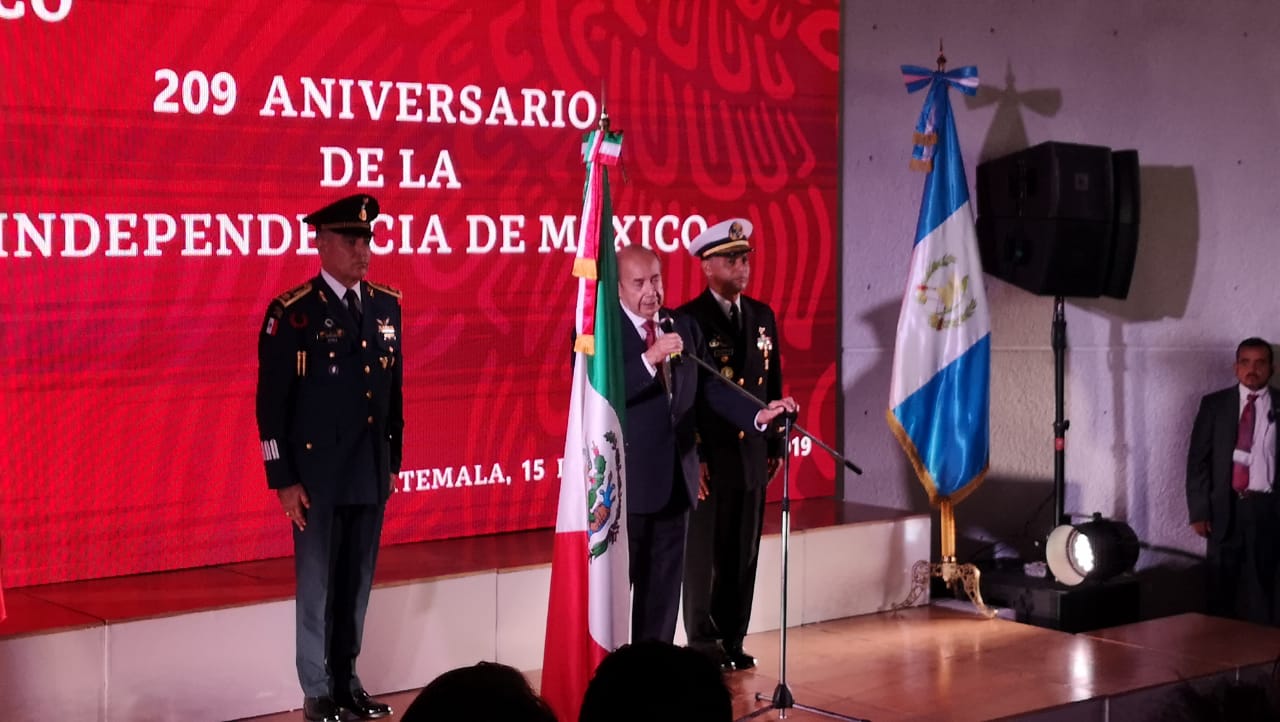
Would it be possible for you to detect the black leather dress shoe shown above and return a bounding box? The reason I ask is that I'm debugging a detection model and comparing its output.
[336,688,393,720]
[302,696,341,722]
[689,643,736,672]
[716,649,738,672]
[726,648,757,670]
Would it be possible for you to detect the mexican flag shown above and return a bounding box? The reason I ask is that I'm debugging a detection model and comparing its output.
[540,127,629,721]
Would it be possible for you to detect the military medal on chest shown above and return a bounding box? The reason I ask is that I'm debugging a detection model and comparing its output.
[377,317,398,343]
[757,326,773,371]
[708,335,734,378]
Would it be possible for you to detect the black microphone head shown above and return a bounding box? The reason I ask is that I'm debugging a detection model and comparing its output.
[658,315,682,364]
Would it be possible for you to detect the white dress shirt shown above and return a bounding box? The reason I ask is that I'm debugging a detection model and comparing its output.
[320,268,361,308]
[709,288,741,326]
[620,302,663,378]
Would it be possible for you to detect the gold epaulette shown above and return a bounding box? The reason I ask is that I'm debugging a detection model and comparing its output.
[367,281,403,299]
[274,282,313,308]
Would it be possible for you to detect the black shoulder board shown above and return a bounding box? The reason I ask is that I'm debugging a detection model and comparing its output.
[274,282,313,308]
[367,281,403,299]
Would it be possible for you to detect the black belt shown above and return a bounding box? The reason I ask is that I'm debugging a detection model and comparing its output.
[1237,489,1272,500]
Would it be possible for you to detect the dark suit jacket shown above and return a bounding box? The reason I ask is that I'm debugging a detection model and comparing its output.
[680,289,784,490]
[256,274,405,506]
[1186,385,1280,543]
[621,306,762,515]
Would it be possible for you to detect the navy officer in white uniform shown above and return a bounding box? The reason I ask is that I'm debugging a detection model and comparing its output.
[679,219,785,671]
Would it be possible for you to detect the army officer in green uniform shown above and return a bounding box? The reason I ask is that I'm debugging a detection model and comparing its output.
[256,194,402,722]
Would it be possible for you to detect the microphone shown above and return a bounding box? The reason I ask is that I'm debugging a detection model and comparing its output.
[658,315,683,366]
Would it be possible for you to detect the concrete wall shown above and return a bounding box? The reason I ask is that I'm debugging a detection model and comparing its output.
[840,0,1280,606]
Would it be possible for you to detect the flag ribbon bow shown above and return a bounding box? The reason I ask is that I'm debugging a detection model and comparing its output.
[572,127,623,354]
[901,65,979,172]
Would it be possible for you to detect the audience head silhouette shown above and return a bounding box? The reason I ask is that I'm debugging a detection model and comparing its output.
[401,661,555,722]
[1165,673,1280,722]
[578,640,732,722]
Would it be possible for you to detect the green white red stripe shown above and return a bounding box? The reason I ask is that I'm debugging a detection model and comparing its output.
[541,128,628,722]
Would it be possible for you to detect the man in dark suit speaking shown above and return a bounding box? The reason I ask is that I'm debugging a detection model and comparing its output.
[1186,337,1279,624]
[615,244,797,644]
[256,195,403,722]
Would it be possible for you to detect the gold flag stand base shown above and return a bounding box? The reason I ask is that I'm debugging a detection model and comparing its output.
[894,499,997,618]
[896,557,996,618]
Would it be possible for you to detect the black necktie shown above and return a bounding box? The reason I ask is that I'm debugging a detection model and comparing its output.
[344,288,363,326]
[728,303,740,331]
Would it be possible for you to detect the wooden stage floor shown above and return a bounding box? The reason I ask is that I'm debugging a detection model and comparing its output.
[242,607,1280,722]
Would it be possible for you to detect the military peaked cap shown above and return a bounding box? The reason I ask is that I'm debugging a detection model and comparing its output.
[689,218,754,258]
[304,194,380,237]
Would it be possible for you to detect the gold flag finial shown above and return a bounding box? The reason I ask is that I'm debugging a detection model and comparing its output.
[599,81,610,132]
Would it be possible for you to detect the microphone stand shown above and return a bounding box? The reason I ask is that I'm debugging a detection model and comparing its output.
[681,351,867,721]
[681,351,861,477]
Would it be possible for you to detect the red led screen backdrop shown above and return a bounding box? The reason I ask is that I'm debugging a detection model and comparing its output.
[0,0,840,586]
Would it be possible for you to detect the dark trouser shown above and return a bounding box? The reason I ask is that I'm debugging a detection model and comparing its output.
[683,480,767,651]
[628,487,690,644]
[1207,495,1279,625]
[294,503,385,697]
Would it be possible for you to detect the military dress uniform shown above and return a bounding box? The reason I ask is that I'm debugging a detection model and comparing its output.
[256,195,403,721]
[680,219,784,669]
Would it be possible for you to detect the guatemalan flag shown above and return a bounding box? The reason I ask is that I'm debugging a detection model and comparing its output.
[540,125,629,721]
[887,64,991,506]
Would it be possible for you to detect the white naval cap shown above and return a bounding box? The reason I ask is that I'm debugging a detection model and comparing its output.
[688,218,754,258]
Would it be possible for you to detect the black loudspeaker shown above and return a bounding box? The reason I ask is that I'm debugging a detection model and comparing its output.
[1104,150,1141,299]
[976,215,1113,297]
[976,142,1114,222]
[976,142,1140,299]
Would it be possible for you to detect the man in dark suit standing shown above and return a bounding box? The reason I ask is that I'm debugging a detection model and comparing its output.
[1187,337,1279,624]
[615,244,797,645]
[679,219,782,671]
[257,194,403,722]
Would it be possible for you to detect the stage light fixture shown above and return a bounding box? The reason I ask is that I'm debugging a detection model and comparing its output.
[1045,513,1139,586]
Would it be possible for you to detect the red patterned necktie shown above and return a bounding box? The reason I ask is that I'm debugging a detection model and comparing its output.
[1233,393,1260,493]
[643,320,668,390]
